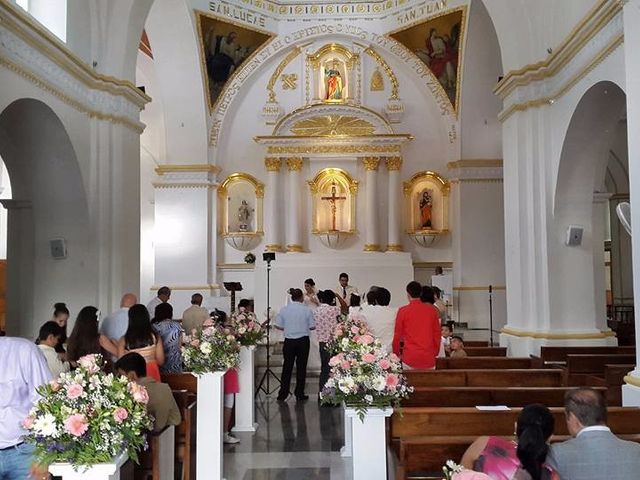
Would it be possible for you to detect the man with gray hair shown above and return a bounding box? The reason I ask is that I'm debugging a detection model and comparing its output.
[101,293,137,342]
[182,293,209,334]
[547,387,640,479]
[147,286,171,314]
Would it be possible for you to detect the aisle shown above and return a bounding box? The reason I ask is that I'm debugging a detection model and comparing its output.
[224,397,351,479]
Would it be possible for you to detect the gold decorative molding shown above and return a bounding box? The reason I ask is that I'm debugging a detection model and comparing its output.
[403,171,451,196]
[307,43,358,70]
[152,182,215,189]
[286,158,304,171]
[364,47,399,100]
[499,34,623,122]
[454,286,506,291]
[495,0,623,99]
[264,244,284,252]
[623,375,640,388]
[267,47,302,102]
[362,157,381,171]
[370,68,384,92]
[413,261,453,268]
[364,243,382,252]
[286,244,305,252]
[447,159,503,169]
[451,178,503,184]
[264,157,282,172]
[218,173,265,198]
[155,164,221,175]
[308,168,359,195]
[281,73,298,90]
[290,115,376,136]
[267,145,401,155]
[386,244,404,252]
[386,156,403,171]
[501,326,616,340]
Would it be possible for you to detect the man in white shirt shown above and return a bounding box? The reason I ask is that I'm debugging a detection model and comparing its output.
[182,293,209,334]
[147,286,171,315]
[335,272,358,310]
[101,293,137,342]
[37,321,70,378]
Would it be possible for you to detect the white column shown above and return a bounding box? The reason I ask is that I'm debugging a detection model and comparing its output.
[363,157,381,252]
[592,192,612,333]
[345,407,393,480]
[195,372,225,480]
[285,157,303,253]
[622,0,640,405]
[340,403,353,457]
[385,157,403,252]
[233,346,258,432]
[264,157,283,252]
[49,452,128,480]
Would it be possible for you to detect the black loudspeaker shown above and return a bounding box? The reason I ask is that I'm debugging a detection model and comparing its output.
[49,238,67,259]
[262,252,275,262]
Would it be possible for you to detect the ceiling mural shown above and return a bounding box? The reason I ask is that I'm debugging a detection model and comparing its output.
[389,8,465,111]
[196,11,274,112]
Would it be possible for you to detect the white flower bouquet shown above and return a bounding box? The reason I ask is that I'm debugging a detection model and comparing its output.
[320,313,413,418]
[182,323,240,374]
[22,354,153,467]
[326,312,371,355]
[228,308,264,346]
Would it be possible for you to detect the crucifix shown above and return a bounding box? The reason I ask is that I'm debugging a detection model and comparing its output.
[321,181,347,231]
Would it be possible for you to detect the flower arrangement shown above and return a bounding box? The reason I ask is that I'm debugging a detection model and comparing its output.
[244,252,256,264]
[22,354,152,467]
[182,323,240,374]
[228,308,264,346]
[442,460,491,480]
[320,313,413,418]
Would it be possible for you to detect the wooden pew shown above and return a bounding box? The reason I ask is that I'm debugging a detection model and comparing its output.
[391,407,640,479]
[539,346,635,366]
[463,347,507,357]
[135,425,175,480]
[565,354,636,385]
[604,364,634,406]
[436,357,533,369]
[172,390,197,480]
[404,369,565,388]
[402,386,606,407]
[463,341,489,347]
[162,373,197,394]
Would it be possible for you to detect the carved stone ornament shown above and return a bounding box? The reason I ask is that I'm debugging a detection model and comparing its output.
[385,98,405,123]
[262,101,284,125]
[370,68,384,92]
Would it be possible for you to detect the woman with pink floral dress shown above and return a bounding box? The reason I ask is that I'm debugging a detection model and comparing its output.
[313,290,341,394]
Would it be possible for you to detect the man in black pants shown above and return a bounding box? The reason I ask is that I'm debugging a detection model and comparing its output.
[275,288,315,401]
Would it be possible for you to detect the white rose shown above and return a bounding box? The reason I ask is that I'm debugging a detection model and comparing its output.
[200,342,212,354]
[372,375,386,392]
[33,413,58,437]
[338,377,355,394]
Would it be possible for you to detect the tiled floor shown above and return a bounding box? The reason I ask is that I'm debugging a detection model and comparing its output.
[223,397,352,479]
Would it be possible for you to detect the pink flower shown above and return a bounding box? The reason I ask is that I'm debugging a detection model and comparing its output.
[64,414,89,437]
[129,383,150,404]
[203,319,214,327]
[248,321,256,328]
[340,360,351,370]
[389,353,400,363]
[66,383,84,400]
[386,374,399,390]
[362,353,376,363]
[329,355,341,367]
[190,339,200,348]
[49,380,60,392]
[113,407,129,423]
[335,328,343,337]
[452,471,491,480]
[22,416,34,429]
[351,326,360,334]
[378,359,391,370]
[356,334,374,345]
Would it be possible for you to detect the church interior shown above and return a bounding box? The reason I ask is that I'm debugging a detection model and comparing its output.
[1,0,640,478]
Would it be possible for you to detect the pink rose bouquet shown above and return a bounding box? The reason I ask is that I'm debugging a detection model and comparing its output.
[182,324,240,374]
[23,354,152,467]
[228,308,264,346]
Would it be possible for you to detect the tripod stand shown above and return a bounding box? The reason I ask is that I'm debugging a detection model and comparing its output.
[256,255,281,396]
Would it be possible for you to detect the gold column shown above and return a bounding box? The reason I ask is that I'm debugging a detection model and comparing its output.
[386,156,403,251]
[264,157,283,252]
[362,157,381,252]
[286,157,304,252]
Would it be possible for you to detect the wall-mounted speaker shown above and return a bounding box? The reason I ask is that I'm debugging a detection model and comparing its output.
[50,238,67,259]
[565,225,583,246]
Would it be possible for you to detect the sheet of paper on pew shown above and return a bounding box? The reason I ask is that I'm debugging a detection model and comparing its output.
[475,405,511,411]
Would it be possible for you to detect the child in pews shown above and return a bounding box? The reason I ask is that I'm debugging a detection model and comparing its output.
[449,335,467,358]
[440,323,453,357]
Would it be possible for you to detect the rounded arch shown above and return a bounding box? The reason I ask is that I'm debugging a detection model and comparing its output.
[0,98,91,337]
[550,80,626,333]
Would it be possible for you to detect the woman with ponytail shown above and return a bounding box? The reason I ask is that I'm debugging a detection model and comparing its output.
[460,404,559,480]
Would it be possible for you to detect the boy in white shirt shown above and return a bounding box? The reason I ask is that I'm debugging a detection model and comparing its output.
[37,321,70,378]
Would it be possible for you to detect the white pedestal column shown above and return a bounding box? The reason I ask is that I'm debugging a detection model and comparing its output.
[158,426,176,480]
[363,157,381,252]
[385,157,403,252]
[49,452,128,480]
[345,407,393,480]
[195,371,225,480]
[340,403,353,457]
[623,0,640,405]
[264,157,283,252]
[233,346,258,432]
[285,157,303,253]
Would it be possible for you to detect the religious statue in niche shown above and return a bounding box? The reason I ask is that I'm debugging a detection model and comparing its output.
[325,59,344,101]
[237,200,254,232]
[419,189,434,229]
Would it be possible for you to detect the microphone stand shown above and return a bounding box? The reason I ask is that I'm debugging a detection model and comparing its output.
[256,257,281,396]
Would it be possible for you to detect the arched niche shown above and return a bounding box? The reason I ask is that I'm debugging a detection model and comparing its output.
[308,168,358,234]
[403,171,450,235]
[306,43,360,104]
[219,173,264,251]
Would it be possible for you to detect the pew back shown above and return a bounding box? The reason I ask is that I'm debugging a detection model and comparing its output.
[404,369,565,387]
[540,346,635,365]
[436,357,533,369]
[463,347,507,357]
[566,354,636,374]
